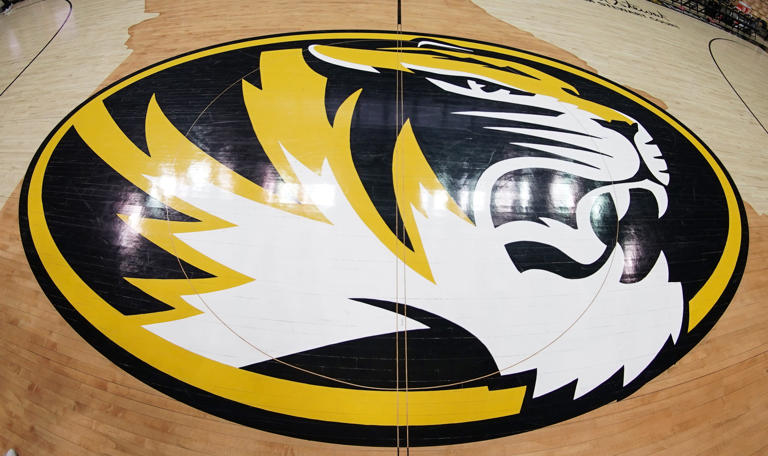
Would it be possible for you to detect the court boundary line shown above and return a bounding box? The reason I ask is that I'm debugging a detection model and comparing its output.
[0,0,72,97]
[709,37,768,136]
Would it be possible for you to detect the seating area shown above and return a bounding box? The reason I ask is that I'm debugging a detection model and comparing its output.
[651,0,768,47]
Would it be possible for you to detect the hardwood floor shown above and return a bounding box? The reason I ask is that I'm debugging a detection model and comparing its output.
[0,0,152,209]
[0,0,766,454]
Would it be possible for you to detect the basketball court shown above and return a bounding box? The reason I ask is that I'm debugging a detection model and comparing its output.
[1,1,767,454]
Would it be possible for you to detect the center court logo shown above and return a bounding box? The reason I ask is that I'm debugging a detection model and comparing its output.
[20,31,747,446]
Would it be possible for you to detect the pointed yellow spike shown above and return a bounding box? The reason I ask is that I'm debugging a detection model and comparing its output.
[122,278,202,325]
[115,214,252,326]
[393,120,473,224]
[391,121,475,283]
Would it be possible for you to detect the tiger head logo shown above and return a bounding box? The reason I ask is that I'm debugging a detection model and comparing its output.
[22,33,745,445]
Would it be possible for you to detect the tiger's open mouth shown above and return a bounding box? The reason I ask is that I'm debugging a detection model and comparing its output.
[497,170,669,283]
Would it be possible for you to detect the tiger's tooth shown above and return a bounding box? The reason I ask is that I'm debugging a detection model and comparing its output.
[612,181,668,221]
[614,187,632,220]
[643,181,669,218]
[655,187,669,218]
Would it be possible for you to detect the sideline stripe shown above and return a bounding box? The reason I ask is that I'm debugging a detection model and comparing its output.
[709,37,768,136]
[0,0,72,97]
